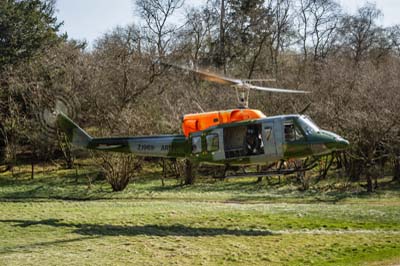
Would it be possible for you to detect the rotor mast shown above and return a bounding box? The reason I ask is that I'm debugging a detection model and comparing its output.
[234,86,250,108]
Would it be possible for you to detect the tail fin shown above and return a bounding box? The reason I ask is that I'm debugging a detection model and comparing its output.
[56,111,92,148]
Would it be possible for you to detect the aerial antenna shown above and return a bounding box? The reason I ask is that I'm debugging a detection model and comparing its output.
[194,101,205,113]
[299,103,312,114]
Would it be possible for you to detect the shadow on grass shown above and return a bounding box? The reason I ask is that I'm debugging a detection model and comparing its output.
[2,167,399,203]
[0,235,101,254]
[3,172,93,184]
[147,177,274,193]
[1,219,274,237]
[226,187,400,204]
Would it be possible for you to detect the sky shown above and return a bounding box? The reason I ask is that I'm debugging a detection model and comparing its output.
[339,0,400,25]
[55,0,400,48]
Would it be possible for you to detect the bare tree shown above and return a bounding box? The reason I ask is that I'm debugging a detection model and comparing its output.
[181,8,212,65]
[96,152,142,191]
[135,0,184,57]
[339,3,382,64]
[89,25,161,131]
[296,0,341,62]
[268,0,293,75]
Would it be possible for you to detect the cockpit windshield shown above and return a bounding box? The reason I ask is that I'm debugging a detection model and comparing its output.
[297,116,320,135]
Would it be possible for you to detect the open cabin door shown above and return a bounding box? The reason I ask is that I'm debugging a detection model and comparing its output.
[223,124,265,159]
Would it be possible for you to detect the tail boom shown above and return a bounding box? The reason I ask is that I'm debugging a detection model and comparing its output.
[56,112,187,158]
[88,135,187,158]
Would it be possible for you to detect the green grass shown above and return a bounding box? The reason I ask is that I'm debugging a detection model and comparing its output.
[1,163,400,265]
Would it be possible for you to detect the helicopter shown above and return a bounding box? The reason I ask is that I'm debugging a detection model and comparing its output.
[55,64,349,177]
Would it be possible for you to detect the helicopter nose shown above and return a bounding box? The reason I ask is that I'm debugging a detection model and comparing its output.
[335,138,350,150]
[317,130,349,151]
[325,136,349,151]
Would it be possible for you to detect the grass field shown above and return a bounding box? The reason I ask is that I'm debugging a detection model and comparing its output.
[1,164,400,266]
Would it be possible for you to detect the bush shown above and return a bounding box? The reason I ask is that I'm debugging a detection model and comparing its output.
[96,153,142,192]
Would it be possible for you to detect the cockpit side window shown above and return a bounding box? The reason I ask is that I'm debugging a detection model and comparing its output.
[284,120,305,142]
[298,116,319,135]
[295,127,304,140]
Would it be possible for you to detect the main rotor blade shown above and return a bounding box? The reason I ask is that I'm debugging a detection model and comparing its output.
[245,84,310,94]
[162,63,241,86]
[163,62,310,94]
[241,78,277,82]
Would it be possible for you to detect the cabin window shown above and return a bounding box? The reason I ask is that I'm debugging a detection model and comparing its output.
[206,134,219,152]
[192,136,202,153]
[284,121,304,142]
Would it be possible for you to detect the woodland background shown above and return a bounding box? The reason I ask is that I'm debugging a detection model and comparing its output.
[0,0,399,192]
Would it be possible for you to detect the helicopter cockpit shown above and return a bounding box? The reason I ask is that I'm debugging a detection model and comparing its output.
[284,115,320,142]
[298,116,320,135]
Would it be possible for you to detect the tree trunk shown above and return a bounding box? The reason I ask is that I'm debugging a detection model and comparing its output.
[365,167,373,192]
[31,161,34,180]
[349,159,362,182]
[11,164,14,178]
[393,157,400,182]
[218,0,226,72]
[161,159,166,187]
[173,160,182,179]
[318,155,334,181]
[0,145,5,166]
[75,166,79,184]
[366,175,373,192]
[256,165,263,183]
[184,159,196,185]
[59,132,74,169]
[335,152,343,169]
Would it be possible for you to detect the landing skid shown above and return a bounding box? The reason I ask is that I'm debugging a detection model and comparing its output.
[221,159,319,179]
